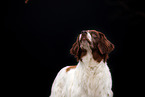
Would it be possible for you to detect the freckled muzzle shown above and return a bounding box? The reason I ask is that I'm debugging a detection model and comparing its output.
[78,31,95,50]
[79,30,92,44]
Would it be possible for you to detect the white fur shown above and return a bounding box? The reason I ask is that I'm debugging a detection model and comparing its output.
[79,34,82,41]
[50,34,113,97]
[87,31,92,42]
[50,52,113,97]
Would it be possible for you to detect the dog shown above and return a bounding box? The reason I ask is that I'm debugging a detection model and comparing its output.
[50,30,114,97]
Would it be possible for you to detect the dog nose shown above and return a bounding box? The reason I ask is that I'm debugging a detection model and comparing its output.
[81,30,87,35]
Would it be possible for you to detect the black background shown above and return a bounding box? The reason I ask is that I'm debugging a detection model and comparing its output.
[4,0,145,97]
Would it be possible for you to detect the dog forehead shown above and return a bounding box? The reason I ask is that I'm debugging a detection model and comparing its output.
[89,30,99,34]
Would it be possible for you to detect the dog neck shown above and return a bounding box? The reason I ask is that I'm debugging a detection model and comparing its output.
[78,49,106,73]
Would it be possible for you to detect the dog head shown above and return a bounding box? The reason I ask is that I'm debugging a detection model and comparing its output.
[70,30,114,62]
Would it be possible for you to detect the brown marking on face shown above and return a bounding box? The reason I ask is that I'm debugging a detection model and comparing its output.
[70,30,114,62]
[66,66,77,72]
[89,30,114,62]
[70,35,87,61]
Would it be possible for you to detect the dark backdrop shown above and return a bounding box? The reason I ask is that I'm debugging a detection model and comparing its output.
[4,0,145,97]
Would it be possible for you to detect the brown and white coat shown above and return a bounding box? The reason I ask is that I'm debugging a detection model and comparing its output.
[50,30,114,97]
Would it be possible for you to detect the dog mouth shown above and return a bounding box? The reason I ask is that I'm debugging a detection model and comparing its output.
[79,35,92,49]
[79,33,95,50]
[79,35,91,44]
[82,37,87,41]
[80,38,89,43]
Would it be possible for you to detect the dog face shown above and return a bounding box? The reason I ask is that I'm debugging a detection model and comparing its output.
[70,30,114,62]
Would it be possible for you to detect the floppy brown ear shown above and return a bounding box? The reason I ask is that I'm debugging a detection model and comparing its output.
[98,32,114,55]
[70,36,80,59]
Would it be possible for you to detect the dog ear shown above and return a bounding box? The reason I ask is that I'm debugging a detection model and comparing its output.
[98,32,114,55]
[70,36,80,60]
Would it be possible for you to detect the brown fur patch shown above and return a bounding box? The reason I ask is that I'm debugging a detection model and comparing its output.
[92,49,108,62]
[66,66,77,72]
[70,30,114,62]
[70,36,80,61]
[79,49,87,61]
[90,30,114,62]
